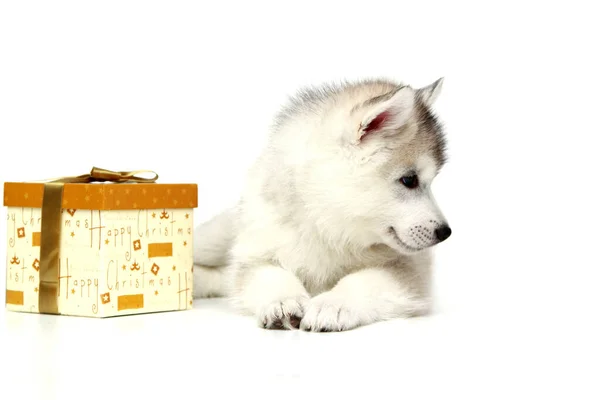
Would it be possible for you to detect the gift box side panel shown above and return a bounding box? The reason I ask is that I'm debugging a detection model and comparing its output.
[4,206,106,317]
[57,208,106,317]
[99,207,195,317]
[5,206,43,314]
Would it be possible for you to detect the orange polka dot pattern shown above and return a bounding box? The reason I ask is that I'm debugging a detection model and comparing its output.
[3,182,198,210]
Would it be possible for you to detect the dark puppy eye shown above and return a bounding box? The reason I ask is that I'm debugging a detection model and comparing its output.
[400,175,419,189]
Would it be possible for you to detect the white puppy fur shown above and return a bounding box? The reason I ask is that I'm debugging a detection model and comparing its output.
[193,77,451,332]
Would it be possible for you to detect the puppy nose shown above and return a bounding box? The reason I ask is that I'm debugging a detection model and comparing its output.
[435,225,452,242]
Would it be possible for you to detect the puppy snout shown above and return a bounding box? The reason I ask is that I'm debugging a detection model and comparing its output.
[434,224,452,242]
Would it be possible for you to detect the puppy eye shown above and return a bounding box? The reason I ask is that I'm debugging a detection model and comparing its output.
[400,175,419,189]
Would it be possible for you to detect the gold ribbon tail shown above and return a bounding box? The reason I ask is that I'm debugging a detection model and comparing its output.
[38,183,64,314]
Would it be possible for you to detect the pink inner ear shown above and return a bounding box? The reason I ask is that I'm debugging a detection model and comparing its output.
[360,111,390,140]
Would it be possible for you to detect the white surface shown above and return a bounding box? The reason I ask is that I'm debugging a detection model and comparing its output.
[1,292,598,399]
[1,1,599,399]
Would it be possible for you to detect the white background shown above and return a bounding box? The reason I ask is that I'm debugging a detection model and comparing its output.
[1,1,599,399]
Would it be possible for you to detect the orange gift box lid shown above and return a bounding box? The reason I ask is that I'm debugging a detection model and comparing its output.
[3,182,198,210]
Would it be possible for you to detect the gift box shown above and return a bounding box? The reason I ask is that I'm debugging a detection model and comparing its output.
[3,167,198,317]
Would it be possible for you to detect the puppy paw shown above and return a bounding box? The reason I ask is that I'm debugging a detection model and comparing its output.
[300,292,363,332]
[258,296,308,330]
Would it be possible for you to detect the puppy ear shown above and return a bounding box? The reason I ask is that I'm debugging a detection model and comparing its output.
[416,77,444,107]
[357,86,415,143]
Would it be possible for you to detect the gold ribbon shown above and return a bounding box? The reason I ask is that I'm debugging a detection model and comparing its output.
[38,167,158,314]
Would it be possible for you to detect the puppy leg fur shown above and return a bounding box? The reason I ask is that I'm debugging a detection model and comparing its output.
[192,208,235,299]
[224,248,432,331]
[228,262,310,330]
[300,263,431,332]
[193,265,226,298]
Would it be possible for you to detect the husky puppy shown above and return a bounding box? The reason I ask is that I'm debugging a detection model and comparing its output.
[193,77,451,332]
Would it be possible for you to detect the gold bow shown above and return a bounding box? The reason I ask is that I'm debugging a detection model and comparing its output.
[47,166,159,184]
[38,167,158,314]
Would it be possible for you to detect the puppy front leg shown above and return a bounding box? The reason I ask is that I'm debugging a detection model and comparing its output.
[229,263,310,330]
[300,267,429,332]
